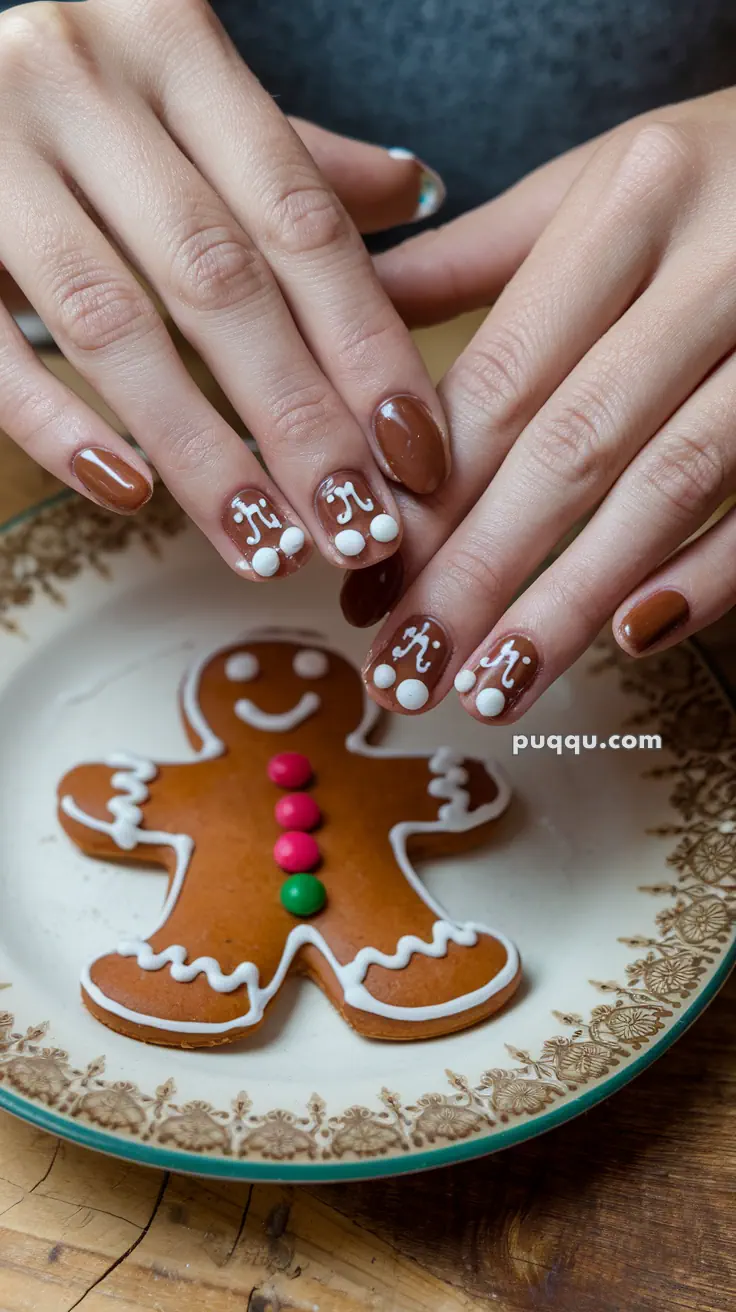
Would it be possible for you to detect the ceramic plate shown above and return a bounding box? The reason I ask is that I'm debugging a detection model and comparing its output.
[0,491,733,1182]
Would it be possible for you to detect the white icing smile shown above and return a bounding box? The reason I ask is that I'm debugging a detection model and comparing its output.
[234,691,320,732]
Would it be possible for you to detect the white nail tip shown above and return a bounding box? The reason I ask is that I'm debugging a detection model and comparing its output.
[335,528,366,557]
[369,513,399,543]
[279,526,305,557]
[454,669,476,693]
[251,546,280,578]
[387,147,447,222]
[372,663,397,689]
[475,687,506,718]
[396,678,429,710]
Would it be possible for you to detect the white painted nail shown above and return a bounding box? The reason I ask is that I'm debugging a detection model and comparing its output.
[388,147,447,221]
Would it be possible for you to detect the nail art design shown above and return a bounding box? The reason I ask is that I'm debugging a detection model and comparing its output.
[315,471,400,564]
[456,635,539,718]
[72,447,151,515]
[224,490,307,579]
[387,148,447,221]
[367,615,451,713]
[372,395,448,495]
[339,553,405,629]
[619,590,690,654]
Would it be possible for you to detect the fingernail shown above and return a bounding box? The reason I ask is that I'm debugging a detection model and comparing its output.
[315,470,400,565]
[619,589,690,654]
[387,148,447,221]
[366,614,451,712]
[224,489,308,579]
[72,447,151,514]
[456,635,539,718]
[340,552,405,628]
[372,395,448,495]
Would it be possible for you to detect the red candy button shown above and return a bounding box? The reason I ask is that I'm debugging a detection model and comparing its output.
[273,831,320,874]
[267,752,313,789]
[275,793,321,832]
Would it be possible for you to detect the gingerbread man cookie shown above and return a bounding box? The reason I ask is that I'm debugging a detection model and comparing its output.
[58,637,521,1048]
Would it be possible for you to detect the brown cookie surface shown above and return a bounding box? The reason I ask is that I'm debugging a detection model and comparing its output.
[58,638,521,1048]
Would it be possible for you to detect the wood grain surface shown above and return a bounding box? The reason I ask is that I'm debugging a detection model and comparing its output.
[0,302,733,1311]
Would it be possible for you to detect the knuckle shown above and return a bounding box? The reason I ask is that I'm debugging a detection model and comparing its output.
[266,378,336,452]
[0,2,88,93]
[160,421,220,477]
[332,307,400,379]
[607,120,696,209]
[49,261,158,355]
[167,219,266,315]
[442,537,504,608]
[640,430,726,520]
[531,380,621,488]
[264,172,350,258]
[451,325,534,432]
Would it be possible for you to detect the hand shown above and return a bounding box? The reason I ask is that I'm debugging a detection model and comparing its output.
[0,0,448,582]
[353,89,736,718]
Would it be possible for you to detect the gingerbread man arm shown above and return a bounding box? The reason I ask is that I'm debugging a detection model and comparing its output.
[57,753,189,874]
[355,745,510,846]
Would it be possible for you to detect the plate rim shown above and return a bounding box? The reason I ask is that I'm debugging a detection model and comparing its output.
[0,491,733,1182]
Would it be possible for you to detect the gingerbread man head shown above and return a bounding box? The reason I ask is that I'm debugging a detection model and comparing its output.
[187,637,368,760]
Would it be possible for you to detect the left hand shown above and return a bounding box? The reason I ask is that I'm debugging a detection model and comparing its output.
[354,89,736,721]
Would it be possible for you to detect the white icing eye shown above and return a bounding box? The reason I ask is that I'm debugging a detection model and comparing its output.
[293,648,329,679]
[225,652,260,682]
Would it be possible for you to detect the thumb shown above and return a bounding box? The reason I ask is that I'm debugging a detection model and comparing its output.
[289,117,445,234]
[373,138,599,327]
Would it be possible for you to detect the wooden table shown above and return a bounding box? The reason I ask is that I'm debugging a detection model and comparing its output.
[0,307,733,1312]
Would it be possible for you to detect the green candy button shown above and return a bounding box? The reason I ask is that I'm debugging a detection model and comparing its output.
[280,873,326,917]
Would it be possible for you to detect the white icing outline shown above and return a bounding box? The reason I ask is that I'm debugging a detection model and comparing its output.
[62,639,519,1035]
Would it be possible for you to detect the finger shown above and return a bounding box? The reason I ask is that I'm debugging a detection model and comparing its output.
[374,138,595,326]
[362,251,736,718]
[0,152,311,581]
[124,0,449,493]
[614,506,736,656]
[38,70,404,570]
[289,119,445,233]
[454,350,736,723]
[0,295,153,513]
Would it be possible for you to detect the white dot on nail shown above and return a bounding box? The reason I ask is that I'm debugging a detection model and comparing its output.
[396,678,429,710]
[476,687,506,718]
[369,513,399,544]
[335,528,366,557]
[373,663,396,689]
[522,656,532,665]
[279,526,305,557]
[454,669,476,693]
[252,546,280,578]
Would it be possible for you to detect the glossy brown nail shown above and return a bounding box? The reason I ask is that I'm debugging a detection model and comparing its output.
[340,553,405,628]
[456,635,539,718]
[223,489,308,580]
[619,590,690,653]
[315,470,400,566]
[72,447,151,515]
[366,614,451,712]
[372,395,448,495]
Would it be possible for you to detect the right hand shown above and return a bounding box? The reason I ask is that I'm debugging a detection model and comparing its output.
[0,0,448,581]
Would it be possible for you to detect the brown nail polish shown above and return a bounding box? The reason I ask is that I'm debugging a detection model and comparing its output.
[456,635,539,718]
[366,614,451,713]
[340,553,405,628]
[372,395,448,495]
[315,470,400,565]
[619,590,690,653]
[72,447,151,514]
[223,489,308,580]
